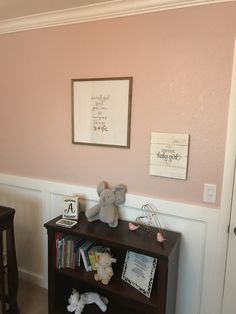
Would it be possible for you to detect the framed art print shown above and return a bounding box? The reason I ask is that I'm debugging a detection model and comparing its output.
[72,77,133,148]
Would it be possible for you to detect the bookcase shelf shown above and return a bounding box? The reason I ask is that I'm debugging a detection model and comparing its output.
[44,212,180,314]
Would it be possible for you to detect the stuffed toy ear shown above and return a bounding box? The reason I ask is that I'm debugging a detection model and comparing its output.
[112,184,126,205]
[97,181,107,196]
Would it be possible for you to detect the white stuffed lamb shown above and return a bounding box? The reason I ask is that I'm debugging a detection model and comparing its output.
[67,289,109,314]
[94,251,117,285]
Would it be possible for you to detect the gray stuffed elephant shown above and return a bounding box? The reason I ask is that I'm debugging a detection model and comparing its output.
[85,181,126,228]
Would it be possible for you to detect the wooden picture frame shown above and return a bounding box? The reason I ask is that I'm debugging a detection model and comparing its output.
[72,77,132,148]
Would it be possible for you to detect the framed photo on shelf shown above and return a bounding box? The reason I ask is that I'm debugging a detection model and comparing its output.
[121,250,158,298]
[72,77,133,148]
[63,197,80,220]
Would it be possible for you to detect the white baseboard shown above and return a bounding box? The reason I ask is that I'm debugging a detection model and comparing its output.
[0,173,222,314]
[18,267,45,288]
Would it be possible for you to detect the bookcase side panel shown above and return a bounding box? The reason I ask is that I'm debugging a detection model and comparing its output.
[166,242,180,314]
[47,229,56,314]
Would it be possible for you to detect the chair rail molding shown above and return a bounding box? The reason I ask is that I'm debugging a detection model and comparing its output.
[0,172,223,314]
[0,0,233,34]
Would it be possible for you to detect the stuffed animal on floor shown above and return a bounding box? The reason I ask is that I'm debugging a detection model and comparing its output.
[94,251,117,285]
[85,181,126,228]
[67,289,109,313]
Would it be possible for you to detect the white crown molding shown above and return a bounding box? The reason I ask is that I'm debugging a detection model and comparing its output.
[0,0,234,34]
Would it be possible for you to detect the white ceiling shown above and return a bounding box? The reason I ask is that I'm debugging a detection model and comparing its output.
[0,0,114,20]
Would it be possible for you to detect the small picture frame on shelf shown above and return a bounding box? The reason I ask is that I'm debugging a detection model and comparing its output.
[55,219,77,228]
[121,251,158,298]
[63,197,80,220]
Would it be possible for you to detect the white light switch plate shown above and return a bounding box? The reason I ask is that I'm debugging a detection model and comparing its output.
[203,184,217,203]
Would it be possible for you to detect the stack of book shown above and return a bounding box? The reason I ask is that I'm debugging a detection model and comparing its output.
[55,232,107,272]
[87,245,105,271]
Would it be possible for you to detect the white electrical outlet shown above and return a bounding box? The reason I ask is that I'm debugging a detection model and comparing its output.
[203,184,217,203]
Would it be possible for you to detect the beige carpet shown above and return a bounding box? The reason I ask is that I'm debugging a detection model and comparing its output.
[17,279,48,314]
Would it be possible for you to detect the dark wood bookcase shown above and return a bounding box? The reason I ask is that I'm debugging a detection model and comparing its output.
[44,213,180,314]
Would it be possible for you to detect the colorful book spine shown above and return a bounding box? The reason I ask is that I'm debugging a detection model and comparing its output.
[88,248,96,271]
[55,232,64,269]
[73,238,86,268]
[88,245,105,270]
[80,240,94,272]
[57,235,64,269]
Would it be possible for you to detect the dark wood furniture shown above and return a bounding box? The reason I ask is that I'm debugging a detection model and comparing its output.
[0,206,19,313]
[45,212,180,314]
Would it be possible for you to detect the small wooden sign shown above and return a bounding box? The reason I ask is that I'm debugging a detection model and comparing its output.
[149,132,189,180]
[63,197,79,220]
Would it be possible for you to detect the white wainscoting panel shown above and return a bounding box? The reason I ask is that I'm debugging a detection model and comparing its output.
[0,173,221,314]
[0,183,45,286]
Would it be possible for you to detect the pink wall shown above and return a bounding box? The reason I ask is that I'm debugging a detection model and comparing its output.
[1,2,236,207]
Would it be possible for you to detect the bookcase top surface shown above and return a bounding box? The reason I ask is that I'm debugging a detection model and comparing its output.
[44,212,180,259]
[0,206,15,217]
